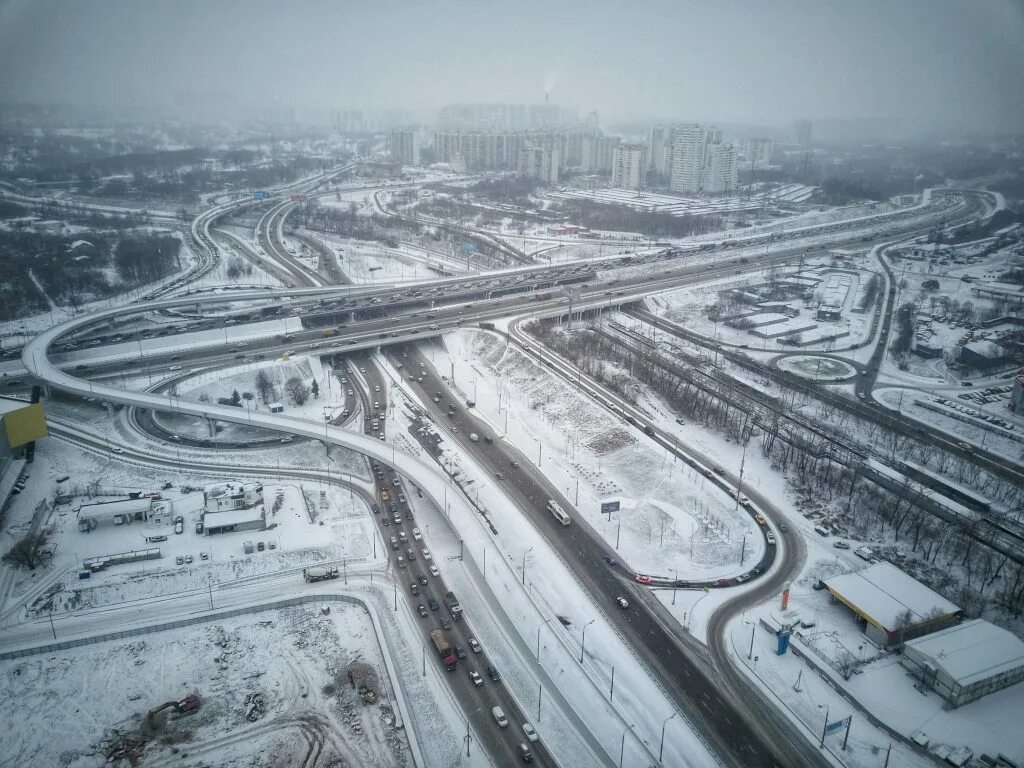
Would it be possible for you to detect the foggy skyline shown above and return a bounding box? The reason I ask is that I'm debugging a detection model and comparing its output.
[1,0,1023,134]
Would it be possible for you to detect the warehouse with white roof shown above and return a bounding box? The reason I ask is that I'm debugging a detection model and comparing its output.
[823,562,960,647]
[901,619,1024,707]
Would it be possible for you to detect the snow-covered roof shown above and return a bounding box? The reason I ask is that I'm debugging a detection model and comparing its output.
[824,562,959,633]
[202,506,265,528]
[78,497,152,517]
[905,619,1024,687]
[961,340,1007,359]
[0,397,31,416]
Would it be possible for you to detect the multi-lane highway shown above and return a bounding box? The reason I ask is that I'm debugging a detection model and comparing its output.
[11,175,1000,768]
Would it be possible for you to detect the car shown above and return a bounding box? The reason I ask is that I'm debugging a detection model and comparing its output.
[417,572,427,585]
[519,743,534,763]
[766,531,776,545]
[487,665,501,681]
[456,646,467,659]
[440,616,452,630]
[410,582,420,596]
[511,460,520,468]
[382,517,390,527]
[406,547,417,561]
[469,669,483,687]
[429,564,439,577]
[399,493,407,503]
[112,447,124,454]
[393,515,402,525]
[469,637,481,653]
[492,706,508,727]
[494,472,505,481]
[713,578,730,587]
[615,596,629,609]
[735,573,751,583]
[412,527,422,540]
[634,574,652,585]
[422,549,432,561]
[280,436,293,444]
[712,465,724,474]
[428,598,439,611]
[522,722,539,742]
[778,522,788,532]
[833,541,851,550]
[200,551,208,560]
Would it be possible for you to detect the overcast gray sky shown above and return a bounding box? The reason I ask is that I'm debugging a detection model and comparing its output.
[1,0,1022,132]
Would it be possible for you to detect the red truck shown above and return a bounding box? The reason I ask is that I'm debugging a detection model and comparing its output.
[430,629,457,671]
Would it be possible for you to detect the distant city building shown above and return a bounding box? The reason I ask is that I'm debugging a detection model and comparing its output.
[667,123,737,194]
[648,125,671,174]
[702,141,738,193]
[792,119,813,146]
[745,138,775,165]
[669,123,708,194]
[388,129,419,165]
[517,145,560,184]
[611,144,646,190]
[438,103,576,131]
[434,130,570,173]
[580,135,620,173]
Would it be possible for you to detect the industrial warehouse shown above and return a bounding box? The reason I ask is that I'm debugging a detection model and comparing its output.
[901,619,1024,707]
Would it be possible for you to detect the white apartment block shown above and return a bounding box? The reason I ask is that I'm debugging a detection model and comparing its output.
[518,145,560,184]
[669,123,707,194]
[649,125,671,174]
[611,144,646,190]
[703,141,738,193]
[388,129,419,165]
[580,135,620,172]
[745,137,775,165]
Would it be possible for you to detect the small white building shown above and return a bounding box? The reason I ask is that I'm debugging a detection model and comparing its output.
[901,619,1024,707]
[202,505,267,535]
[203,481,264,513]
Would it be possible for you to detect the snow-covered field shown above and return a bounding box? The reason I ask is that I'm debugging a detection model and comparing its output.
[0,603,413,768]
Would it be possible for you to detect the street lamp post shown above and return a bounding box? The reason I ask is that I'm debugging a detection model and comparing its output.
[659,713,678,763]
[536,618,551,662]
[580,618,595,664]
[522,546,533,585]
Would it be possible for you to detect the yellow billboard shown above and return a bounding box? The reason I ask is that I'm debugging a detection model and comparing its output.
[3,402,48,448]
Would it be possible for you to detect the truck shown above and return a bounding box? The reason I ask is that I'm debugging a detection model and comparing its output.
[303,566,340,582]
[479,322,496,331]
[431,628,458,670]
[322,327,337,337]
[854,546,874,562]
[443,590,464,621]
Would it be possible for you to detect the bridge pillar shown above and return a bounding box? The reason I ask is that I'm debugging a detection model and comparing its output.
[206,417,217,437]
[104,401,115,418]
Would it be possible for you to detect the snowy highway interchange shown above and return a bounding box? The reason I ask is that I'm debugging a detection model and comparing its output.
[0,166,1019,768]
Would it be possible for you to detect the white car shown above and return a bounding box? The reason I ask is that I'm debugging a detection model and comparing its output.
[429,564,439,577]
[522,722,539,742]
[412,528,422,541]
[422,549,432,561]
[468,637,481,653]
[615,596,629,609]
[469,670,483,687]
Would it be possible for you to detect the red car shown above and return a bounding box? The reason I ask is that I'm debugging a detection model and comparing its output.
[634,574,653,585]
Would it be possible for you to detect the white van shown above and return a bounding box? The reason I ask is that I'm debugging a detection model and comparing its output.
[813,525,829,537]
[492,706,508,727]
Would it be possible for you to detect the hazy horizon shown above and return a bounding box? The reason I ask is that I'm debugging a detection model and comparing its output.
[1,0,1023,135]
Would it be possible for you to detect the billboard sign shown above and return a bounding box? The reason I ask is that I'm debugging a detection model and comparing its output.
[3,402,48,448]
[253,191,269,200]
[600,500,620,515]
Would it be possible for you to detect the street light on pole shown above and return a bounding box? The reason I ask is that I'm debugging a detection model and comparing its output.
[536,618,551,662]
[659,713,678,763]
[522,546,533,585]
[580,618,595,663]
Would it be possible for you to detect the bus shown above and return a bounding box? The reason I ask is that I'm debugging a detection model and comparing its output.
[547,499,571,526]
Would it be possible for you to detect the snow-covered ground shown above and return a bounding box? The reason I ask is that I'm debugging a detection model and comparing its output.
[0,602,416,768]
